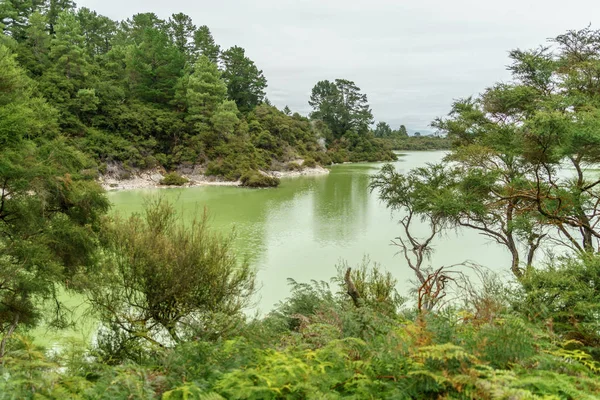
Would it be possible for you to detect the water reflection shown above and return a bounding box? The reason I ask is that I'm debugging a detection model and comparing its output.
[312,164,374,245]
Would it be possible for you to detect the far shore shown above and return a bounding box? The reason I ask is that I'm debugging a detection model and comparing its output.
[100,165,330,191]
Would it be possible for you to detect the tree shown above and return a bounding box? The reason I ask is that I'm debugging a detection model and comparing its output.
[193,25,219,64]
[89,199,255,351]
[41,11,93,131]
[186,55,227,128]
[374,121,392,138]
[433,27,600,256]
[371,27,600,281]
[167,12,195,61]
[309,79,373,139]
[48,11,89,82]
[16,11,50,76]
[76,7,116,57]
[0,0,45,40]
[211,100,239,137]
[44,0,76,34]
[0,43,109,356]
[221,46,267,113]
[397,124,408,137]
[124,15,185,104]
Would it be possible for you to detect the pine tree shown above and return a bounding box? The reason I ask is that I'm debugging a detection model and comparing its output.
[125,22,185,104]
[193,25,219,64]
[44,0,76,34]
[168,13,195,61]
[221,46,267,113]
[186,55,227,128]
[77,7,117,57]
[17,12,50,76]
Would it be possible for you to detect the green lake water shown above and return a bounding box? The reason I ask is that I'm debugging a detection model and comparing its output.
[108,151,513,313]
[32,151,520,346]
[32,150,591,346]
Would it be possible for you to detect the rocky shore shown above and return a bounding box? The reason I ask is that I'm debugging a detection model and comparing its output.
[99,163,330,191]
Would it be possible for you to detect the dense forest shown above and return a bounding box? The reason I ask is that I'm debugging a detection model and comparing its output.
[1,1,600,399]
[0,0,400,189]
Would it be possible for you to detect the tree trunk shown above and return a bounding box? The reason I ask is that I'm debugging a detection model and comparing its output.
[344,268,361,307]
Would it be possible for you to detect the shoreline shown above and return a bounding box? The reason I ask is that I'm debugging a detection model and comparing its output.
[100,165,330,191]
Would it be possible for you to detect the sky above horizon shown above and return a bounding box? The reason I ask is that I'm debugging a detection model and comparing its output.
[76,0,599,132]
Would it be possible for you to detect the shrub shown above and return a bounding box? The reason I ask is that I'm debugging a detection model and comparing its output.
[160,172,188,186]
[118,171,132,180]
[240,171,280,188]
[518,255,600,350]
[312,151,332,166]
[285,162,303,171]
[88,199,255,358]
[302,157,317,168]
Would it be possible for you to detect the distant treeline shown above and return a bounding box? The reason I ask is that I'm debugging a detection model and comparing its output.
[385,135,451,151]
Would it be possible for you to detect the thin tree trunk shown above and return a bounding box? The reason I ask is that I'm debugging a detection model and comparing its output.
[0,313,19,361]
[344,268,361,307]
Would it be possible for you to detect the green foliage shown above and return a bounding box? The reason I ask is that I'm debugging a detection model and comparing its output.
[0,41,109,351]
[160,172,188,186]
[124,14,185,105]
[5,6,600,399]
[373,121,393,138]
[327,134,397,163]
[1,261,600,398]
[302,157,317,168]
[88,199,255,359]
[186,55,228,127]
[1,4,395,184]
[193,25,220,64]
[429,27,600,257]
[221,46,267,113]
[385,135,451,150]
[309,78,373,138]
[240,171,280,188]
[517,255,600,350]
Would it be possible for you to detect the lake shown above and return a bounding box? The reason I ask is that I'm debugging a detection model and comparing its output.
[108,151,514,313]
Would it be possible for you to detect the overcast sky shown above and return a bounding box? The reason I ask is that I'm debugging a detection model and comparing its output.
[77,0,599,132]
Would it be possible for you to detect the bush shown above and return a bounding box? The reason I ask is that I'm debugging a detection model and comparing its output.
[302,157,317,168]
[518,255,600,350]
[240,170,280,188]
[312,152,332,166]
[160,172,188,186]
[88,199,255,357]
[285,162,303,171]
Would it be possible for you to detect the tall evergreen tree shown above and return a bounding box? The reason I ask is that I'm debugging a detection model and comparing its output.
[76,7,116,57]
[125,20,185,104]
[168,12,195,61]
[16,11,50,76]
[397,124,408,137]
[43,11,92,130]
[48,11,88,82]
[193,25,219,64]
[374,121,392,137]
[0,0,45,40]
[186,55,227,128]
[44,0,76,34]
[221,46,267,113]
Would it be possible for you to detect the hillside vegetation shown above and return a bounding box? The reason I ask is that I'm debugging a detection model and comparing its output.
[0,2,599,398]
[0,1,395,187]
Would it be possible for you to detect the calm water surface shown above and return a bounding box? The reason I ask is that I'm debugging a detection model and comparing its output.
[109,151,513,313]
